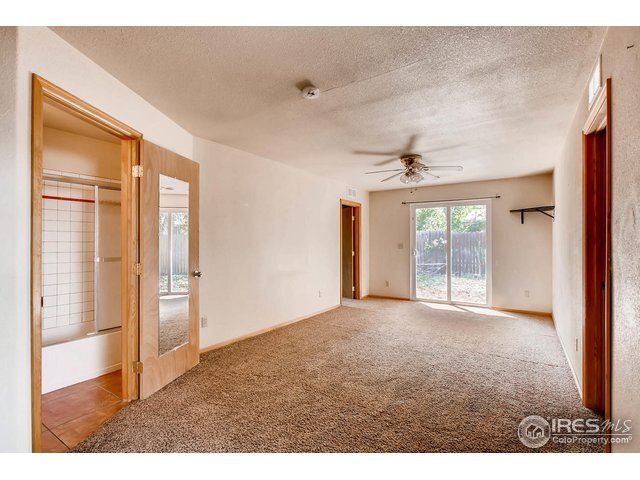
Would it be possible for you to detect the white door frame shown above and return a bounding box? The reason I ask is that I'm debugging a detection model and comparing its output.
[410,199,492,306]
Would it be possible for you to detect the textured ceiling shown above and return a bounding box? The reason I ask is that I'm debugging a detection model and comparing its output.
[51,27,606,190]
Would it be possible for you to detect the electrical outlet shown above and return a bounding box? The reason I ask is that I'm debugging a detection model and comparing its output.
[397,243,404,249]
[318,290,322,298]
[385,280,390,287]
[524,290,530,298]
[201,316,208,328]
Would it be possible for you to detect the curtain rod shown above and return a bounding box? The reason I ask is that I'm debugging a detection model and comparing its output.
[401,195,500,205]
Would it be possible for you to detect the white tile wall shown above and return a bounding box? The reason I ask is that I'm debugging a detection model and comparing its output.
[41,177,95,331]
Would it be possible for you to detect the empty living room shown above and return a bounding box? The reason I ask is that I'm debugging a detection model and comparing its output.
[1,0,640,476]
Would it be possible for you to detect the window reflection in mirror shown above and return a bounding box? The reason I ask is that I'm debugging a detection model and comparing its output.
[159,174,190,356]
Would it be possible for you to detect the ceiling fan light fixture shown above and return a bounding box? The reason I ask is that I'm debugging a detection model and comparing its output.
[399,173,412,184]
[410,172,424,183]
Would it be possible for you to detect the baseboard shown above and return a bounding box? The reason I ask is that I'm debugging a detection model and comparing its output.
[555,326,584,400]
[364,294,411,301]
[493,307,553,318]
[200,304,340,354]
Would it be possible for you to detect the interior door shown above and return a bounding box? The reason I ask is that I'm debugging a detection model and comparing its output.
[140,140,200,399]
[341,206,354,298]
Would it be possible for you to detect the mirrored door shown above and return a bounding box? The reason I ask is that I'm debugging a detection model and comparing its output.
[140,140,200,399]
[411,201,490,305]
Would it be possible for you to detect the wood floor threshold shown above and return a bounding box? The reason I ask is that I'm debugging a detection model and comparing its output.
[200,304,340,354]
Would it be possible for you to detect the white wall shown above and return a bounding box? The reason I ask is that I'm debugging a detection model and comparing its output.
[194,137,369,348]
[0,26,29,453]
[553,26,640,452]
[370,173,553,312]
[0,26,194,452]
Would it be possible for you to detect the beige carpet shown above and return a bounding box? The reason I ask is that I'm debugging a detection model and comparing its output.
[159,296,190,356]
[74,298,602,452]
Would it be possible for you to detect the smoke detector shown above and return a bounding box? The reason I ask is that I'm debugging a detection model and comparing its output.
[301,85,320,99]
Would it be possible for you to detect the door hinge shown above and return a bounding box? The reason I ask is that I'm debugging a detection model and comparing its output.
[352,215,355,221]
[135,263,143,276]
[133,361,143,374]
[352,285,356,292]
[352,251,355,257]
[132,165,143,178]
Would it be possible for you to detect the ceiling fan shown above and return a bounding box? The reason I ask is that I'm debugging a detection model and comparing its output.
[356,135,463,184]
[365,154,463,184]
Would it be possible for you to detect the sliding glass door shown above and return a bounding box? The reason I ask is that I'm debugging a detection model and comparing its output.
[411,201,490,305]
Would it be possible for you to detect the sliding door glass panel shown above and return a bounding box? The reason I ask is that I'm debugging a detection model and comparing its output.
[450,204,487,304]
[95,187,122,331]
[415,206,448,300]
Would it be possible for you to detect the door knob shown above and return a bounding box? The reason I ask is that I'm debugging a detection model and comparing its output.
[193,270,203,278]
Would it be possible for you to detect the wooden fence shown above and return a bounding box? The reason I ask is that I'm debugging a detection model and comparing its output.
[416,230,486,277]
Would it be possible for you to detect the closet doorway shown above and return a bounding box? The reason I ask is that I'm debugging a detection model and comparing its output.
[31,75,141,452]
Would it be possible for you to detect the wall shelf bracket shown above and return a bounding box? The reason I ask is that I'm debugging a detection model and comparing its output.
[510,205,555,224]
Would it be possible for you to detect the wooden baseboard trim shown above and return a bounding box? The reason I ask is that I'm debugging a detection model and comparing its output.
[199,304,340,354]
[493,307,552,318]
[364,294,411,301]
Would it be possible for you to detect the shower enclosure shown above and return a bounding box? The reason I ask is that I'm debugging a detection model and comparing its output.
[41,171,123,392]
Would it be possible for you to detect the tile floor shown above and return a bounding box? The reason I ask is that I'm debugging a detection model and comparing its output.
[41,370,124,452]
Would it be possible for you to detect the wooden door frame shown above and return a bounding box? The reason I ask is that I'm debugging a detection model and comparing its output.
[30,74,142,452]
[340,199,361,302]
[582,78,612,445]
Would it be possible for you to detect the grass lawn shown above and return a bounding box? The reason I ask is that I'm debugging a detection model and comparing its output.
[417,273,486,304]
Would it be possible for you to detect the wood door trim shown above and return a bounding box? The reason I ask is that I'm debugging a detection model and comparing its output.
[30,74,141,452]
[581,78,612,450]
[340,199,361,302]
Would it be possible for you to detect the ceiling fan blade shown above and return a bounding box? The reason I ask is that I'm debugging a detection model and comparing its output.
[424,165,464,171]
[420,143,464,154]
[353,150,400,156]
[405,134,419,152]
[374,156,401,167]
[364,168,404,174]
[381,172,404,182]
[424,171,440,180]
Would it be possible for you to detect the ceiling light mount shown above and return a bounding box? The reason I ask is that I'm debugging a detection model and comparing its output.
[301,85,320,99]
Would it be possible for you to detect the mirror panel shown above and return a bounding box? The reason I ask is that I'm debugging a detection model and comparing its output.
[158,174,190,356]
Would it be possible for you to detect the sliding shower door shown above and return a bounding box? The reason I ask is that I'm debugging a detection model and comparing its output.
[411,201,490,305]
[95,187,122,331]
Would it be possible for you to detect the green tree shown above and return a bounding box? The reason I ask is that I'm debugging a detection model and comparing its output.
[416,205,485,232]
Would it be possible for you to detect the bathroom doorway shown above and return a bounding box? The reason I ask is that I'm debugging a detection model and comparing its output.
[31,75,142,452]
